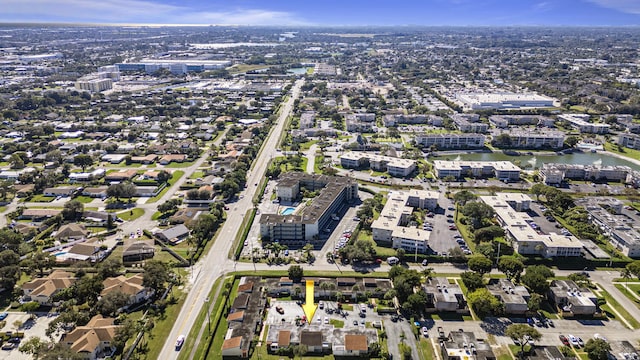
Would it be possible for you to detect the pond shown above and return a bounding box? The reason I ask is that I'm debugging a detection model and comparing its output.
[436,151,640,171]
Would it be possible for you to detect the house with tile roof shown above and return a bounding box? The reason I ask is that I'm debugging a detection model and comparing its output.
[22,270,76,305]
[222,336,246,357]
[61,315,120,360]
[101,274,153,309]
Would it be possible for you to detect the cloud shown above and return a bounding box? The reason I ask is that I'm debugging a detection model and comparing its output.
[587,0,640,14]
[0,0,306,25]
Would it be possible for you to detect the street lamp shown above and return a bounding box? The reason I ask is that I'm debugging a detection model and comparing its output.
[204,297,211,333]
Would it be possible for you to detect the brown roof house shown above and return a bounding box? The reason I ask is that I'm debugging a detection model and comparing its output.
[300,331,325,354]
[54,223,89,241]
[159,154,187,165]
[334,334,369,356]
[22,270,76,306]
[222,336,247,358]
[64,242,104,263]
[101,274,153,309]
[122,239,155,262]
[61,315,120,360]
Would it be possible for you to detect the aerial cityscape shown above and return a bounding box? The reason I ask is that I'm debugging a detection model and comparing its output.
[2,1,640,360]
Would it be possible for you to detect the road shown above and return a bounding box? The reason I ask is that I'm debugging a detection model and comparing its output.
[159,79,305,359]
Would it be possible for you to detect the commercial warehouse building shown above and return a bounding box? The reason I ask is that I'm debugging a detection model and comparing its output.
[457,92,555,110]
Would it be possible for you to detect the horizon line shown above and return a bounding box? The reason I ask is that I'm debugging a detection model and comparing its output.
[1,21,640,28]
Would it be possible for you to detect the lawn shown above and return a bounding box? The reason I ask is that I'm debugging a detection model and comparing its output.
[227,64,270,74]
[29,194,54,202]
[143,286,187,360]
[165,161,196,168]
[189,170,204,179]
[604,142,640,162]
[598,286,640,329]
[118,208,145,221]
[329,319,344,328]
[146,170,184,203]
[417,339,436,360]
[74,196,95,204]
[614,283,640,309]
[314,155,325,174]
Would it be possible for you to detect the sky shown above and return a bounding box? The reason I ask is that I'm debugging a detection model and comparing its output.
[2,0,640,26]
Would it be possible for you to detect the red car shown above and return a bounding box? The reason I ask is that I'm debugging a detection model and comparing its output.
[559,335,570,346]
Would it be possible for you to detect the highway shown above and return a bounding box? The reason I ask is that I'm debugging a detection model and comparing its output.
[158,79,304,359]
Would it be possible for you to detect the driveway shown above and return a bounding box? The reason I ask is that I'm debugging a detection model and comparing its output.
[0,312,59,360]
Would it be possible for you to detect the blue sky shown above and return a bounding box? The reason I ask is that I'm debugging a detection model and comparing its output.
[2,0,640,26]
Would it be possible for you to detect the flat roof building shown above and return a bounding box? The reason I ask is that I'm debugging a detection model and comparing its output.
[487,279,530,314]
[340,152,417,177]
[540,163,632,185]
[423,277,466,312]
[415,133,486,149]
[260,173,358,248]
[457,92,555,110]
[576,197,640,258]
[481,193,583,258]
[559,114,610,134]
[432,160,521,181]
[497,130,565,149]
[371,190,439,253]
[549,280,597,315]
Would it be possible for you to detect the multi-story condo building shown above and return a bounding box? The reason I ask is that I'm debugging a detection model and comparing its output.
[481,193,583,258]
[414,133,485,149]
[259,173,358,248]
[371,190,439,253]
[340,152,417,177]
[558,114,610,134]
[489,115,554,128]
[540,163,632,185]
[576,197,640,258]
[619,133,640,149]
[432,160,521,181]
[345,113,376,132]
[450,114,488,133]
[501,130,564,149]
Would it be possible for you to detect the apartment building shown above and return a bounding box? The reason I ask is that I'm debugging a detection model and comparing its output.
[371,190,439,253]
[487,279,530,314]
[345,113,376,132]
[450,114,488,133]
[549,280,597,315]
[559,114,610,134]
[576,197,640,258]
[489,115,554,128]
[340,152,417,177]
[503,130,565,149]
[480,193,583,258]
[260,173,358,247]
[423,277,466,312]
[414,133,486,149]
[432,160,521,181]
[619,133,640,149]
[540,163,632,185]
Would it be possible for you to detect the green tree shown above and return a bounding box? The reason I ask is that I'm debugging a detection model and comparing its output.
[0,249,20,290]
[497,256,524,282]
[468,255,493,275]
[521,265,554,295]
[73,154,94,172]
[527,293,543,313]
[62,200,84,221]
[473,226,505,243]
[505,324,542,356]
[530,183,549,201]
[475,242,495,260]
[626,260,640,279]
[19,336,48,360]
[22,301,40,314]
[460,201,495,229]
[143,260,172,292]
[156,170,172,183]
[396,248,406,261]
[460,271,484,291]
[98,257,123,279]
[584,339,611,360]
[453,190,477,206]
[24,251,56,277]
[288,265,304,282]
[468,288,503,318]
[96,291,131,317]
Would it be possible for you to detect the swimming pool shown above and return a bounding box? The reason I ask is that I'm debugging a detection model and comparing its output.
[280,207,296,215]
[54,251,67,257]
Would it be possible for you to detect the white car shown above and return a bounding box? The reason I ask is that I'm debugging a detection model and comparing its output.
[568,334,579,346]
[594,334,608,342]
[421,327,429,337]
[324,317,329,324]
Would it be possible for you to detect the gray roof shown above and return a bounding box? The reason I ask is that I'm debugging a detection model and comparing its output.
[159,224,190,240]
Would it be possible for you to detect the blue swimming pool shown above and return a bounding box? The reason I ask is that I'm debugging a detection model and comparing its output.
[281,207,296,215]
[54,251,67,257]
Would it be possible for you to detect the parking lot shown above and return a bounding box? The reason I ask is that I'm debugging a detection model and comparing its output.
[0,312,59,360]
[426,185,469,256]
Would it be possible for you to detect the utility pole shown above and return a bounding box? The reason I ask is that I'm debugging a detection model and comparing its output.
[204,297,211,333]
[495,242,501,266]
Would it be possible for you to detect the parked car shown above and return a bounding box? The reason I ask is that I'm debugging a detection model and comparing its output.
[421,327,429,337]
[1,343,14,350]
[568,334,579,347]
[422,259,429,266]
[276,306,284,314]
[0,313,7,320]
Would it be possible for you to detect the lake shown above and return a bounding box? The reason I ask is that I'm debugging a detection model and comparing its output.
[435,151,640,171]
